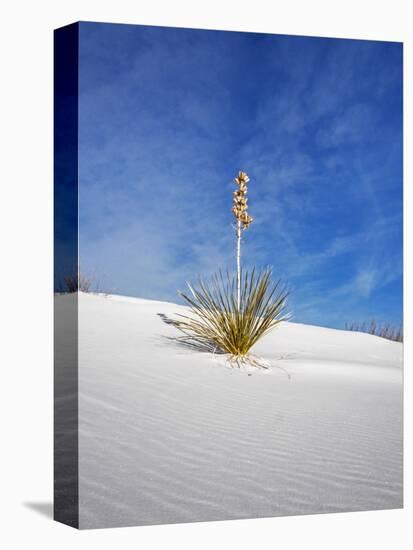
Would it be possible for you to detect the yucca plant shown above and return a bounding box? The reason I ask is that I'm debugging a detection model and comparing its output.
[176,269,288,365]
[174,171,289,368]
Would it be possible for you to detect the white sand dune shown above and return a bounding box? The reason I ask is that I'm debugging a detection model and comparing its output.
[60,292,402,528]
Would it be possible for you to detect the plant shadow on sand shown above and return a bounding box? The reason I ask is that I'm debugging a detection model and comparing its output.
[157,313,227,355]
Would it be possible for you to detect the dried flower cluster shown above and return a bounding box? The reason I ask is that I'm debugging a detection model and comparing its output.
[232,171,253,229]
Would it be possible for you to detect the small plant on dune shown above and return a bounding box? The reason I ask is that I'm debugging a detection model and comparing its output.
[345,320,403,343]
[174,171,289,368]
[59,273,93,293]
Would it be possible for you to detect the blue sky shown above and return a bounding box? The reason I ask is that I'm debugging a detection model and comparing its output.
[78,22,402,329]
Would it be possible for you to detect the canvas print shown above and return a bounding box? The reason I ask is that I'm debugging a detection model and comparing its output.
[54,22,403,529]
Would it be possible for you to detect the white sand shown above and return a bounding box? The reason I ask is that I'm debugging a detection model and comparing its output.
[64,292,402,528]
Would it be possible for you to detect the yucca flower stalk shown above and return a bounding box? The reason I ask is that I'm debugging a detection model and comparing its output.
[232,171,253,310]
[172,170,289,368]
